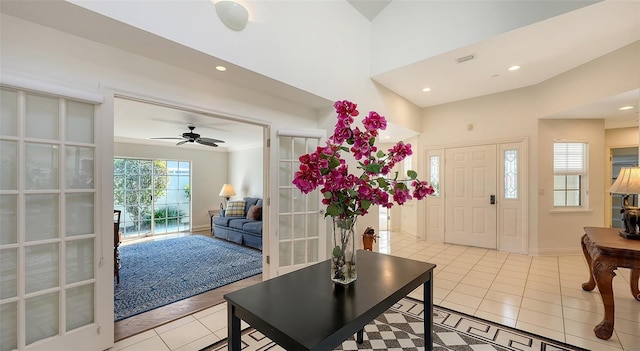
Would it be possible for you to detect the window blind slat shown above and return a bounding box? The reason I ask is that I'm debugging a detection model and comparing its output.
[554,143,585,174]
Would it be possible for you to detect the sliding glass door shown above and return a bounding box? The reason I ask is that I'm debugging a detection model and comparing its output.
[114,158,190,238]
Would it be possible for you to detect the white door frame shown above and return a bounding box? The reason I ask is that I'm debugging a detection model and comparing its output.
[424,138,528,253]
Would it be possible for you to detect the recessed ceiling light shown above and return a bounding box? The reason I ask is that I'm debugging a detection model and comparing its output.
[508,65,520,71]
[619,106,634,111]
[216,66,227,71]
[422,87,431,92]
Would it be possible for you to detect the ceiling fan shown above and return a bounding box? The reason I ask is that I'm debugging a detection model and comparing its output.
[152,125,225,147]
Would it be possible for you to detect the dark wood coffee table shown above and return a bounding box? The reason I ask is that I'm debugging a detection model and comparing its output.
[224,250,436,350]
[581,226,640,339]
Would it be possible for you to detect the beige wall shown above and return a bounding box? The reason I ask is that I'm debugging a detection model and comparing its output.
[420,42,638,254]
[537,119,605,254]
[228,146,264,199]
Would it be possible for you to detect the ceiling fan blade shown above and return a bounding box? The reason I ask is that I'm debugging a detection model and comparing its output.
[196,138,219,147]
[151,137,185,140]
[176,140,188,146]
[198,137,225,144]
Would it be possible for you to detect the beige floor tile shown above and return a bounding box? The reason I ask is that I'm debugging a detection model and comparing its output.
[561,295,603,312]
[473,310,517,328]
[452,283,487,298]
[526,273,560,286]
[522,287,562,305]
[192,302,226,320]
[526,280,561,295]
[173,334,223,351]
[118,335,170,351]
[437,271,465,283]
[468,270,498,281]
[433,287,452,300]
[611,317,640,337]
[158,320,212,350]
[460,276,493,289]
[434,277,459,290]
[438,300,477,316]
[443,291,483,309]
[564,318,623,347]
[496,268,527,279]
[441,265,473,276]
[477,299,519,320]
[517,308,564,331]
[520,297,563,318]
[514,321,566,343]
[112,330,158,351]
[616,330,640,351]
[483,290,522,307]
[198,308,227,334]
[493,275,526,287]
[564,335,624,351]
[154,315,197,334]
[489,281,525,296]
[527,269,559,279]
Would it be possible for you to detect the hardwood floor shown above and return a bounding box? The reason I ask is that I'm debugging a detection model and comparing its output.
[114,231,263,342]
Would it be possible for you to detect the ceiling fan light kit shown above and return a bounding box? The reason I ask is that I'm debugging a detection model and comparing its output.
[152,125,225,147]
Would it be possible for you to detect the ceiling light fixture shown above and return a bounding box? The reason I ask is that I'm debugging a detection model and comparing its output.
[215,1,249,31]
[619,106,634,111]
[422,87,431,92]
[508,65,520,71]
[216,66,227,71]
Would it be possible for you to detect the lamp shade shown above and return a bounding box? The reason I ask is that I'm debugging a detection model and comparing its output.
[219,183,236,198]
[215,1,249,31]
[609,167,640,194]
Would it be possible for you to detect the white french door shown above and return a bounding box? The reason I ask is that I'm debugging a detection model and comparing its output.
[270,130,326,277]
[0,85,109,350]
[444,144,497,249]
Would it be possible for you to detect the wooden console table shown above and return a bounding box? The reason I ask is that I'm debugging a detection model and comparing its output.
[581,227,640,339]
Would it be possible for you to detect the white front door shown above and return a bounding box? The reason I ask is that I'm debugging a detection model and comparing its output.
[444,144,497,249]
[0,85,110,350]
[270,130,326,277]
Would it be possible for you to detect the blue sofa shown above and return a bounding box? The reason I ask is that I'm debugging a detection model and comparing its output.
[213,197,263,250]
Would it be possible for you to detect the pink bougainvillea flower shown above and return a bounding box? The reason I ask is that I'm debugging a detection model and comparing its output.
[292,100,435,219]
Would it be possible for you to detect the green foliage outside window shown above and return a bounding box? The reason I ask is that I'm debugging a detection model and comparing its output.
[114,158,169,227]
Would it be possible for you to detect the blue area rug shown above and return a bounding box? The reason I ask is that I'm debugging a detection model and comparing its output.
[114,235,262,321]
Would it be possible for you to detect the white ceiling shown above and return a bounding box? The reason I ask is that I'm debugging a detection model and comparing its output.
[2,0,638,149]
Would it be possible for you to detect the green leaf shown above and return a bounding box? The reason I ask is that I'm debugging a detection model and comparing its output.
[377,177,389,188]
[332,246,344,258]
[327,204,343,217]
[340,146,350,152]
[323,191,333,199]
[407,170,417,179]
[361,199,371,210]
[377,150,385,158]
[329,157,340,169]
[365,163,382,173]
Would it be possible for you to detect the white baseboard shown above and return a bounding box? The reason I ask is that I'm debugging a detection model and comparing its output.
[528,247,583,256]
[192,224,209,232]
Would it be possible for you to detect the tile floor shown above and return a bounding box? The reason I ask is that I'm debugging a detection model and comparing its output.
[111,231,640,351]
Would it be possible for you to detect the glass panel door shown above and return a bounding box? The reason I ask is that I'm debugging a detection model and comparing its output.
[114,158,190,238]
[273,133,325,276]
[0,87,98,350]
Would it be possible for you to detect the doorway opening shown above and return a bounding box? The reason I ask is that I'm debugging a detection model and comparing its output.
[610,147,639,229]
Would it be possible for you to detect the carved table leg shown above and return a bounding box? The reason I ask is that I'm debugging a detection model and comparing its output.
[631,269,640,301]
[592,257,617,340]
[581,234,596,291]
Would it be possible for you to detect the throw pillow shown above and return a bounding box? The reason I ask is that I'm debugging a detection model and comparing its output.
[246,205,262,221]
[225,200,246,217]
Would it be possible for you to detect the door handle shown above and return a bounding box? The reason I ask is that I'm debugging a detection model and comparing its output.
[490,195,496,205]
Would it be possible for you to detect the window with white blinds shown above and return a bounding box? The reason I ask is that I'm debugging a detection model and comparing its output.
[553,142,587,207]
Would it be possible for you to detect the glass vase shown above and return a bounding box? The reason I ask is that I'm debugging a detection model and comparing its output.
[330,216,357,285]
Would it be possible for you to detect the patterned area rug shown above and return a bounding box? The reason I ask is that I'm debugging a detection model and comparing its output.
[200,297,587,351]
[114,235,262,321]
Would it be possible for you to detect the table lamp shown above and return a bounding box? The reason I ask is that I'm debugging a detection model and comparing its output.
[608,167,640,239]
[219,183,236,209]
